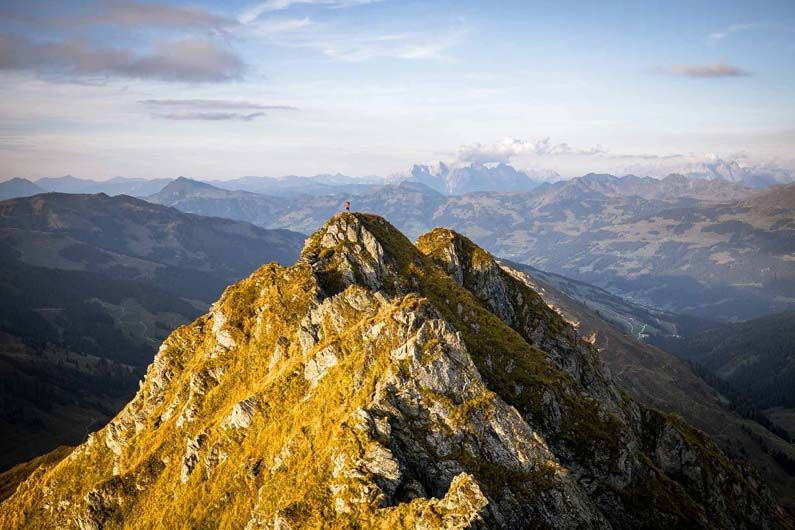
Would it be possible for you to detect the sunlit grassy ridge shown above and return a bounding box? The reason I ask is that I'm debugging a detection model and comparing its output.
[0,213,778,529]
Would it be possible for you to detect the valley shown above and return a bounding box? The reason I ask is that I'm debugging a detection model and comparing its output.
[0,193,305,470]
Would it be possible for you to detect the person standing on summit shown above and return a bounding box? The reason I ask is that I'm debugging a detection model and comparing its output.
[344,200,351,212]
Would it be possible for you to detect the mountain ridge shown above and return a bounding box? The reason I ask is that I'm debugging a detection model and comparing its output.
[0,178,44,201]
[0,212,781,529]
[392,162,547,195]
[498,260,795,510]
[34,176,174,197]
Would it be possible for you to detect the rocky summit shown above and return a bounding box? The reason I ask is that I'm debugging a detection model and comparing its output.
[0,213,782,529]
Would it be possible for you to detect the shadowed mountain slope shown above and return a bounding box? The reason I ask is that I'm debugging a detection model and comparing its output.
[0,178,44,201]
[493,258,795,513]
[0,192,305,471]
[658,311,795,410]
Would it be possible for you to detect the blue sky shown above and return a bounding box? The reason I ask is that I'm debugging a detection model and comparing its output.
[0,0,793,180]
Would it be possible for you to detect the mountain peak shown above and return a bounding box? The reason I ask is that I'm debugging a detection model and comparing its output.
[299,212,417,295]
[154,176,220,197]
[169,176,214,189]
[416,227,495,285]
[0,177,45,201]
[580,172,618,183]
[4,177,34,185]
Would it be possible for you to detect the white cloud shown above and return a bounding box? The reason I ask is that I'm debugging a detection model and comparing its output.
[246,17,312,35]
[239,0,380,24]
[153,111,266,121]
[708,23,761,43]
[456,137,607,164]
[320,30,461,61]
[139,99,298,111]
[666,63,750,78]
[244,19,464,62]
[0,35,245,82]
[236,0,458,62]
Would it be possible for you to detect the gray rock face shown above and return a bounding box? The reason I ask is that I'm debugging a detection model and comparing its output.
[304,345,340,387]
[211,307,237,350]
[414,227,780,529]
[222,397,258,430]
[419,229,620,408]
[429,232,517,325]
[181,433,207,483]
[304,286,610,528]
[371,303,611,528]
[302,216,777,529]
[305,213,396,292]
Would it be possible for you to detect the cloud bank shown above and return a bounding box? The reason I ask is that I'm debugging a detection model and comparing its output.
[140,99,299,121]
[667,63,750,78]
[0,35,244,82]
[67,0,234,30]
[0,1,243,83]
[155,111,266,121]
[139,99,298,111]
[0,0,456,86]
[456,137,606,164]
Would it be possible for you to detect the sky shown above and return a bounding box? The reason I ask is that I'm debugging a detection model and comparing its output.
[0,0,794,181]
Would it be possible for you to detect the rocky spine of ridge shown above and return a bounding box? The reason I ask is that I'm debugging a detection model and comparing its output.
[414,227,787,525]
[415,228,617,403]
[0,213,779,529]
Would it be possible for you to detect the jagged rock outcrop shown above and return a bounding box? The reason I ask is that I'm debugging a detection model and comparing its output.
[417,228,616,403]
[0,213,781,529]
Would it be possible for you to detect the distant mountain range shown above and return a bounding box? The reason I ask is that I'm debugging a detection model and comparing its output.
[390,161,552,194]
[467,177,794,321]
[0,178,45,201]
[682,157,795,188]
[34,176,174,197]
[145,173,794,321]
[146,178,448,236]
[4,169,792,322]
[1,159,777,201]
[0,173,382,200]
[147,177,285,224]
[544,172,752,202]
[207,173,382,197]
[0,192,305,470]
